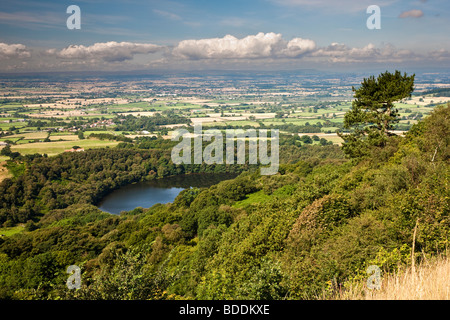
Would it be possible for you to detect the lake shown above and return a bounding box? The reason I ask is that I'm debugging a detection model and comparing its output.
[97,173,238,214]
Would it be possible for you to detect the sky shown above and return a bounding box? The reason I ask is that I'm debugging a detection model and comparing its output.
[0,0,450,72]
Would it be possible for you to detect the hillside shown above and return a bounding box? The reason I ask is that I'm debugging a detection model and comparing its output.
[0,104,448,300]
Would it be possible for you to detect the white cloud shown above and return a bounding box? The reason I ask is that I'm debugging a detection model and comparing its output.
[171,33,418,64]
[172,32,316,60]
[311,42,417,63]
[399,9,424,18]
[312,43,376,62]
[0,43,31,59]
[49,41,163,62]
[282,37,316,57]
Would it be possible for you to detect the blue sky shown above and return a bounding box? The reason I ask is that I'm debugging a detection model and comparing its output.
[0,0,450,72]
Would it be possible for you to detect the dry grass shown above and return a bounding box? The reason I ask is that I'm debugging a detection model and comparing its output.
[8,132,49,140]
[0,160,11,183]
[335,256,450,300]
[48,134,79,141]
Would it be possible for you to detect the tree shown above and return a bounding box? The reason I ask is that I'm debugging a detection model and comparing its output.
[338,70,415,158]
[0,145,11,157]
[300,135,312,144]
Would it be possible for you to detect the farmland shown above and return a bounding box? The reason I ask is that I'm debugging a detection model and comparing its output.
[0,72,447,164]
[0,70,449,303]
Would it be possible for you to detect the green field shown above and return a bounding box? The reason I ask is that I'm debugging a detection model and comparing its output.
[11,139,119,156]
[0,224,25,237]
[233,190,272,208]
[318,134,343,144]
[0,122,27,130]
[225,120,261,127]
[0,137,22,143]
[0,103,24,109]
[83,130,118,136]
[201,121,229,127]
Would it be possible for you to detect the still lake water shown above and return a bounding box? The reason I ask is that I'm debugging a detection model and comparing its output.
[97,173,237,214]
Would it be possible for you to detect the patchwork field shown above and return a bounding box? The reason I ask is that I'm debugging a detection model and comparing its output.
[0,84,443,176]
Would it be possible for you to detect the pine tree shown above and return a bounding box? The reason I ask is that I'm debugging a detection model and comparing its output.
[338,70,415,158]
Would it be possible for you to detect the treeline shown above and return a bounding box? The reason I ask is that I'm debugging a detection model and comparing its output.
[420,87,450,97]
[266,121,341,133]
[113,114,190,131]
[88,133,132,143]
[185,121,341,134]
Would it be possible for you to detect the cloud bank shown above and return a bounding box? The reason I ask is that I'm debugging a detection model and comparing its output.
[171,33,421,65]
[311,42,417,63]
[172,32,316,60]
[3,32,450,72]
[0,43,31,59]
[48,41,163,62]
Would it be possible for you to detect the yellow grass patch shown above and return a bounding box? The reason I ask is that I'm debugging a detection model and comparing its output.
[0,160,11,183]
[8,132,49,140]
[333,256,450,300]
[48,134,79,141]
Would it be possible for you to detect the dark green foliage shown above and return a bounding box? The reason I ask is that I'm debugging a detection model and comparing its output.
[114,113,190,132]
[0,145,20,159]
[173,188,201,208]
[0,145,11,156]
[339,70,415,158]
[88,133,132,142]
[300,135,313,144]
